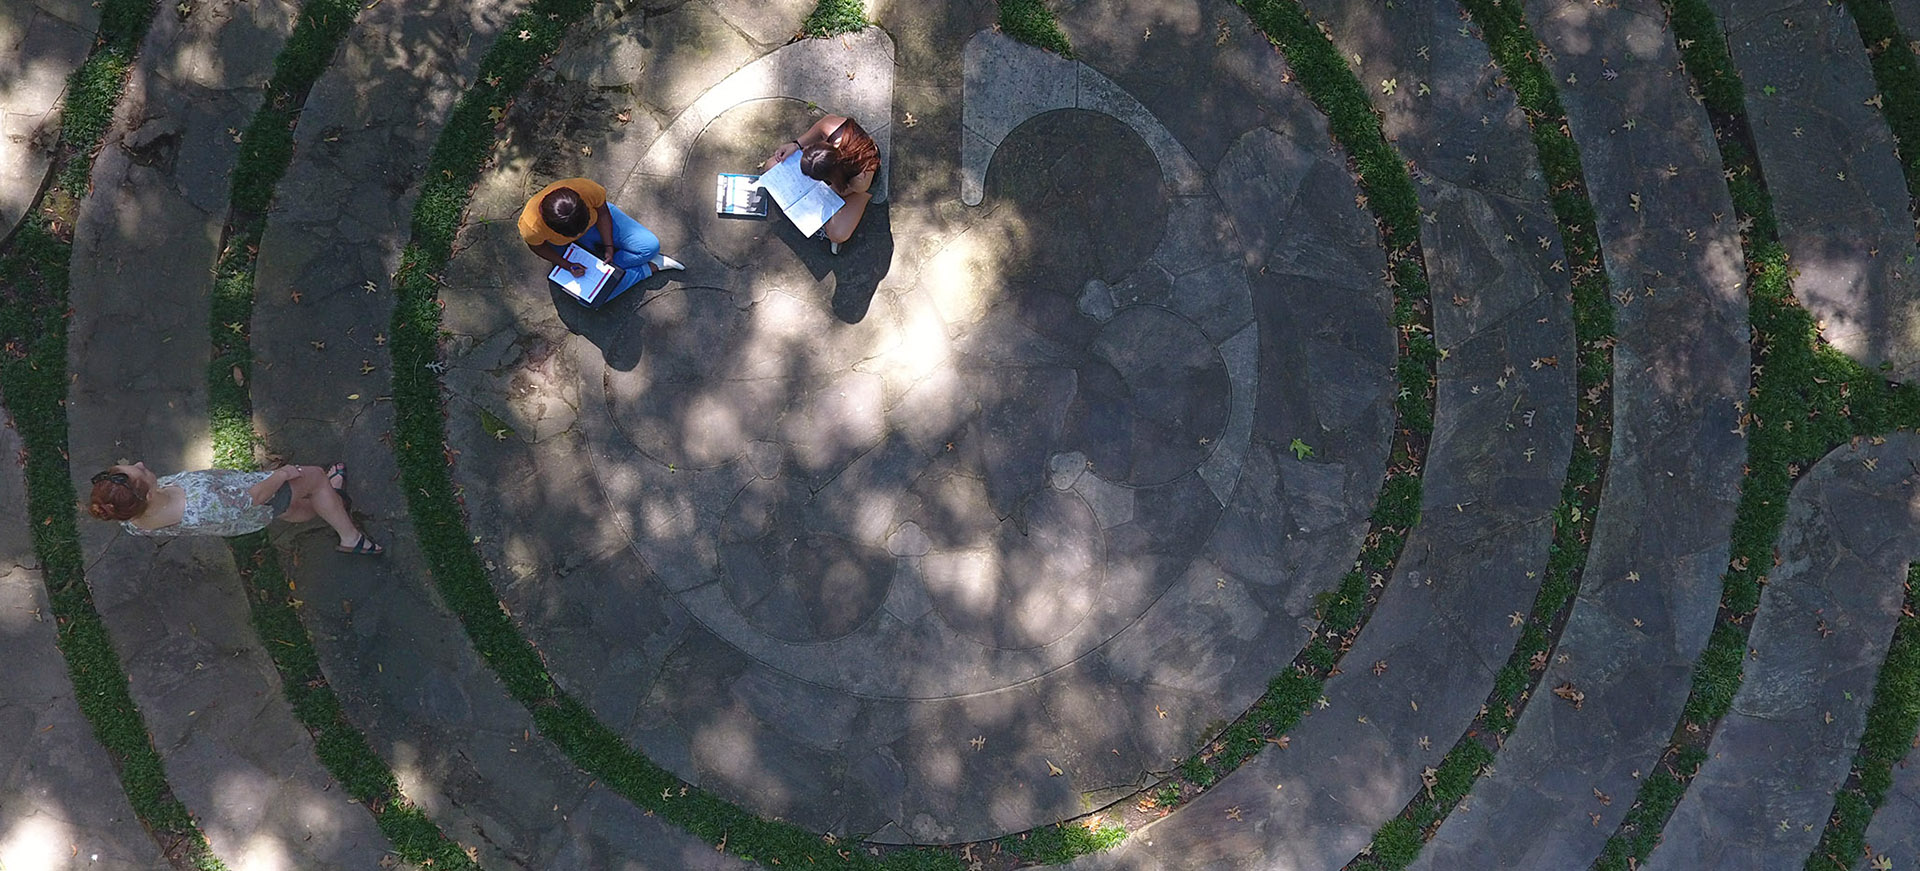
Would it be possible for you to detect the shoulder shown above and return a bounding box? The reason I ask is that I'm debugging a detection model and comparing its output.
[555,177,607,207]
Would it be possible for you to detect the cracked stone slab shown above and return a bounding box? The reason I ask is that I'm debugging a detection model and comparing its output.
[1859,742,1920,870]
[1070,243,1576,871]
[0,0,97,236]
[64,1,392,863]
[1409,2,1751,866]
[0,420,167,871]
[1709,0,1920,380]
[439,0,1395,839]
[1642,436,1920,871]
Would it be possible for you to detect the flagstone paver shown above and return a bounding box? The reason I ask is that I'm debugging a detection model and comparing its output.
[1066,0,1578,865]
[241,0,765,865]
[1709,0,1920,381]
[437,0,1397,842]
[1409,1,1751,867]
[63,0,392,866]
[0,0,96,237]
[1860,750,1920,870]
[1896,1,1920,47]
[0,421,167,871]
[1639,435,1916,869]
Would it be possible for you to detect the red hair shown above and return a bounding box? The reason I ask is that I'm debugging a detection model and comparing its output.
[87,472,148,521]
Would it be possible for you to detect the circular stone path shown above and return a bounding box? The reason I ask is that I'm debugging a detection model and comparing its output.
[439,23,1397,843]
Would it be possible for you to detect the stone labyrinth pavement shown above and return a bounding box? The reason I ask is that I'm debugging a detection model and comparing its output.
[7,0,1920,868]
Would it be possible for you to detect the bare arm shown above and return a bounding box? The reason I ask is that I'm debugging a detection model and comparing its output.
[594,203,616,262]
[762,115,849,170]
[248,466,302,506]
[526,241,586,276]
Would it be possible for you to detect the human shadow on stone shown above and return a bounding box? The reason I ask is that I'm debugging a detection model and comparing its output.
[548,271,679,371]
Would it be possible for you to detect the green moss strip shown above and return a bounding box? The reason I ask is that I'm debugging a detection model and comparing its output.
[380,1,961,867]
[0,0,232,866]
[799,0,868,39]
[1337,0,1614,865]
[199,0,481,866]
[1593,2,1920,867]
[1807,572,1920,870]
[1841,0,1920,213]
[1120,0,1439,805]
[997,0,1071,57]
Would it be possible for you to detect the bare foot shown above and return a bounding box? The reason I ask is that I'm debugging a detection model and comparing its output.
[326,463,347,491]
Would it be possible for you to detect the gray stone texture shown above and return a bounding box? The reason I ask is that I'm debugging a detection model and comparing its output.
[1643,436,1920,871]
[1711,0,1920,380]
[64,0,395,866]
[0,0,96,236]
[0,421,167,871]
[241,0,763,864]
[1065,0,1579,864]
[1410,0,1751,867]
[1860,742,1920,870]
[437,0,1396,842]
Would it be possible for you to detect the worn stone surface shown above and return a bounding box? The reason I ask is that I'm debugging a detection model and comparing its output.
[239,0,759,864]
[1062,0,1576,865]
[0,421,168,871]
[1410,0,1751,867]
[0,0,96,236]
[1643,436,1919,871]
[1860,744,1920,870]
[1710,0,1920,380]
[438,0,1395,841]
[63,0,395,867]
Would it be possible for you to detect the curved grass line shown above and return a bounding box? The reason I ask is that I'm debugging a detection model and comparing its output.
[997,0,1072,57]
[199,0,486,866]
[995,2,1442,857]
[1340,0,1618,865]
[381,1,964,868]
[1590,1,1920,867]
[1801,6,1920,868]
[0,0,235,867]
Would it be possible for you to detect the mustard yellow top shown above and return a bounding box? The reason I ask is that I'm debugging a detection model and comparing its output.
[518,177,607,247]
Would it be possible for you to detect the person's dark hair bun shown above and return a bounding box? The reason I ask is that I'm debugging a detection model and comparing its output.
[540,187,592,238]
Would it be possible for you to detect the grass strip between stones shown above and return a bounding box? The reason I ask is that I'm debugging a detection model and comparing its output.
[1841,0,1920,216]
[383,0,965,868]
[997,0,1441,856]
[201,0,482,866]
[1343,0,1617,865]
[1803,7,1920,869]
[0,0,234,868]
[996,0,1071,57]
[798,0,868,38]
[1592,2,1920,867]
[1808,571,1920,871]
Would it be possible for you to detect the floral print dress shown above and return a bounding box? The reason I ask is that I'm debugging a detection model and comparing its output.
[122,469,277,537]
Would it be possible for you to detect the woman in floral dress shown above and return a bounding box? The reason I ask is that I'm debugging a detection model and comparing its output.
[87,460,382,554]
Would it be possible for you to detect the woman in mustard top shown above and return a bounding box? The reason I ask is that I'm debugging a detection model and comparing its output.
[519,177,682,299]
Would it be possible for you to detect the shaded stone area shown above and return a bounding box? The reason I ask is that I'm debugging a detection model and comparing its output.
[0,422,167,871]
[1067,0,1577,866]
[1860,745,1920,870]
[1410,1,1752,868]
[63,0,394,866]
[1641,436,1920,871]
[1710,0,1920,380]
[241,0,770,865]
[438,5,1395,842]
[0,0,95,237]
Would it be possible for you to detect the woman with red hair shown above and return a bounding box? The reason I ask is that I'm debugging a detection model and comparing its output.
[87,461,382,554]
[762,114,881,250]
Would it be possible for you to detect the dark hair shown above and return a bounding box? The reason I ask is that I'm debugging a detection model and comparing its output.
[800,143,856,188]
[540,187,591,238]
[87,470,148,521]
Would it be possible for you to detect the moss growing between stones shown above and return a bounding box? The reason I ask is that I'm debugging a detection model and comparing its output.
[800,0,869,38]
[997,0,1072,57]
[1591,3,1920,868]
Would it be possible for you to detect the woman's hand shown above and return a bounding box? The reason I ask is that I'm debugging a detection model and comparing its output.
[567,263,587,277]
[764,140,801,171]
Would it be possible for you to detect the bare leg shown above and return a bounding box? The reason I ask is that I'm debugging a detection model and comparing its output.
[278,466,369,549]
[822,191,871,244]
